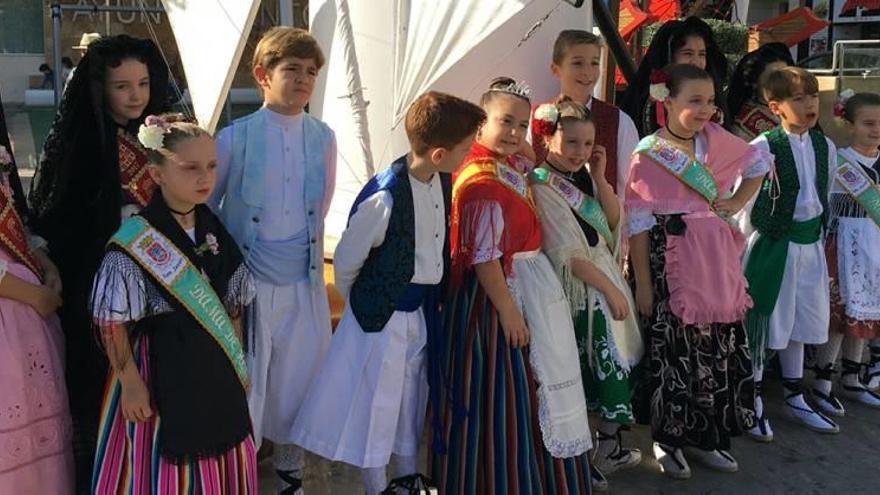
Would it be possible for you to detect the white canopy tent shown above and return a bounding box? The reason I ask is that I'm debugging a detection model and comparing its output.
[309,0,593,249]
[164,0,593,251]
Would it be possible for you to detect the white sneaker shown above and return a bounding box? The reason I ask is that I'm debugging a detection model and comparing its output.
[811,387,846,417]
[653,443,691,480]
[784,394,840,434]
[590,465,608,492]
[746,415,774,443]
[684,448,739,473]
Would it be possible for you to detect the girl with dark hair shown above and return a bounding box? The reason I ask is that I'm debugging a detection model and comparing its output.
[433,77,594,494]
[727,42,794,141]
[29,34,170,492]
[0,90,73,494]
[620,17,729,137]
[626,64,766,479]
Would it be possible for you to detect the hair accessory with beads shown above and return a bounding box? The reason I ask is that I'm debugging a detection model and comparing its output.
[533,103,560,136]
[138,115,171,151]
[489,80,533,102]
[833,88,855,123]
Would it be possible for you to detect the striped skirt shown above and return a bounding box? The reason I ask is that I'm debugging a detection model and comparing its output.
[92,338,258,495]
[430,278,592,495]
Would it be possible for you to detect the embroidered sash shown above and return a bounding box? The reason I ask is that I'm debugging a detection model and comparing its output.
[109,216,248,386]
[453,158,535,210]
[836,155,880,228]
[0,181,41,278]
[635,135,719,204]
[529,167,613,246]
[118,130,156,207]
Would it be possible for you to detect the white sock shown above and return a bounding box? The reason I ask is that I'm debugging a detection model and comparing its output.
[815,332,844,371]
[392,454,418,479]
[842,337,867,388]
[362,466,388,495]
[779,341,805,379]
[274,444,305,480]
[754,393,765,419]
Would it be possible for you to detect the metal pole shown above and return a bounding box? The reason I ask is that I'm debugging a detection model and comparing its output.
[279,0,294,26]
[52,3,63,105]
[592,0,637,84]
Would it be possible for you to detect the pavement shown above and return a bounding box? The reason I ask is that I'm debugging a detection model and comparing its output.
[7,107,879,494]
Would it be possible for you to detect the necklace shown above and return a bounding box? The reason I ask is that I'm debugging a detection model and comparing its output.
[545,160,576,180]
[664,125,696,142]
[168,205,196,216]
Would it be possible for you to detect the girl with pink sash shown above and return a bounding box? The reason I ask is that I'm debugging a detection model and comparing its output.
[626,64,768,480]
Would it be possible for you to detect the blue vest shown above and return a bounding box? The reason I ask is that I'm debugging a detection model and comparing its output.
[347,156,418,332]
[214,109,333,287]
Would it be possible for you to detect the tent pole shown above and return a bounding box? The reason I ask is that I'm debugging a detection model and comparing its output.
[280,0,294,26]
[592,0,636,84]
[52,3,63,105]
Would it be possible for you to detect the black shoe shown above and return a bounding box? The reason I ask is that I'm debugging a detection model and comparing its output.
[277,469,303,495]
[381,473,436,494]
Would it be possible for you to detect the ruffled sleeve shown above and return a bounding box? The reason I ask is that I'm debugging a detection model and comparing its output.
[462,200,505,265]
[90,250,148,324]
[224,262,256,313]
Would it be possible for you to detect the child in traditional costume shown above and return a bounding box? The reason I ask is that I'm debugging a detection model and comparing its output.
[90,115,257,494]
[626,64,764,479]
[29,35,170,490]
[530,99,644,479]
[0,91,73,493]
[726,43,793,142]
[811,91,880,415]
[210,28,336,492]
[742,67,839,439]
[531,31,639,197]
[619,17,729,137]
[432,77,593,494]
[291,92,485,495]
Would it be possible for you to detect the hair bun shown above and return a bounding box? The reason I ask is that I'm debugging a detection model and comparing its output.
[489,76,517,90]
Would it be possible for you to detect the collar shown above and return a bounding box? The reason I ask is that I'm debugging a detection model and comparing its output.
[782,126,812,144]
[262,106,305,129]
[844,146,880,165]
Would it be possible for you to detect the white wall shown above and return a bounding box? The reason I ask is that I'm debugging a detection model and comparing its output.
[0,54,46,103]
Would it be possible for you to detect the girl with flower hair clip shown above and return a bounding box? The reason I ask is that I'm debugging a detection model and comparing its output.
[529,97,644,482]
[626,64,767,479]
[90,114,258,494]
[433,77,595,494]
[809,90,880,416]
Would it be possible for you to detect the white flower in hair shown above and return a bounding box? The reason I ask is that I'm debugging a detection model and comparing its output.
[839,88,855,102]
[534,104,559,123]
[138,123,166,151]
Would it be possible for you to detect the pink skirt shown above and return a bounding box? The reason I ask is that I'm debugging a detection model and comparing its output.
[0,255,73,494]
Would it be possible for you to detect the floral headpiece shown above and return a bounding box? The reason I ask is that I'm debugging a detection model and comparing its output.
[833,89,855,123]
[532,103,560,136]
[137,115,171,151]
[648,69,670,127]
[489,80,533,102]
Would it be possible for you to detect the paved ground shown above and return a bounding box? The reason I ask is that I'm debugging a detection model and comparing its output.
[8,107,878,494]
[256,378,879,494]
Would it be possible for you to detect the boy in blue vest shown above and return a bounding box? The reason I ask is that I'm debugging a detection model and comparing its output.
[743,67,838,441]
[210,27,336,492]
[291,92,485,495]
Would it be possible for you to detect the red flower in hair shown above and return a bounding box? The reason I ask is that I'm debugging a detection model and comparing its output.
[832,102,845,118]
[532,118,557,137]
[649,69,668,84]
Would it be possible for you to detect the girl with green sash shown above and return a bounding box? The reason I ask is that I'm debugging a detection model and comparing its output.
[530,99,644,482]
[811,92,880,415]
[90,115,257,494]
[626,65,766,479]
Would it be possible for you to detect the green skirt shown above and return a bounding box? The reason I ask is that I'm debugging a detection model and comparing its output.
[576,305,634,424]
